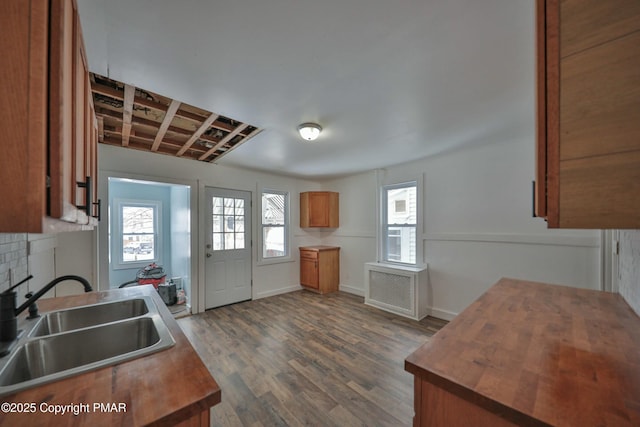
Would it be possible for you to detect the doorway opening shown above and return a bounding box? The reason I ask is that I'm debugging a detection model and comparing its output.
[107,177,192,317]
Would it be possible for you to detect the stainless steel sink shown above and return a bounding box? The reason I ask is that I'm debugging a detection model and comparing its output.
[0,294,174,396]
[30,298,149,337]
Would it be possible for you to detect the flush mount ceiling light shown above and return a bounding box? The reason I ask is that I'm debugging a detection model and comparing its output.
[297,123,322,141]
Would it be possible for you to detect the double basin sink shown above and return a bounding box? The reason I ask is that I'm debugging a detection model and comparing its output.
[0,294,175,396]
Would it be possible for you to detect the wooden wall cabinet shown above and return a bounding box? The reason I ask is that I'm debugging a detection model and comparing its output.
[299,246,340,294]
[535,0,640,228]
[300,192,339,228]
[0,0,98,233]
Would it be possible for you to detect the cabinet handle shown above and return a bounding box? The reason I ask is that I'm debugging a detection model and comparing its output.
[532,181,536,218]
[93,199,101,221]
[76,176,92,218]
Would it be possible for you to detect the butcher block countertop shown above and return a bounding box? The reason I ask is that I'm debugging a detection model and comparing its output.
[405,278,640,427]
[0,285,220,427]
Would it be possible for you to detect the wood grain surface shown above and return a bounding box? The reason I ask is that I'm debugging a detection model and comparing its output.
[0,285,220,427]
[405,278,640,427]
[179,290,446,426]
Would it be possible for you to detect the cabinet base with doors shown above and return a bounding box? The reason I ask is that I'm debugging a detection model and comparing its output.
[534,0,640,229]
[299,246,340,294]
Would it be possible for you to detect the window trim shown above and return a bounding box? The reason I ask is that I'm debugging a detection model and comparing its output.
[113,198,162,270]
[380,180,419,266]
[258,188,292,265]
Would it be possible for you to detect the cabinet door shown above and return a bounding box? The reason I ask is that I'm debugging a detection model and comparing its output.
[536,0,640,228]
[301,192,339,228]
[0,0,48,231]
[49,0,77,222]
[308,193,330,227]
[300,254,319,289]
[73,9,88,224]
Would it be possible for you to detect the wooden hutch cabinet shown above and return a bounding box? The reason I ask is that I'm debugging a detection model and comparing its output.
[300,192,339,228]
[299,246,340,294]
[534,0,640,228]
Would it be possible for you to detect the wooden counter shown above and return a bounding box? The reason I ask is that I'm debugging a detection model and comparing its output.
[405,278,640,427]
[0,285,220,426]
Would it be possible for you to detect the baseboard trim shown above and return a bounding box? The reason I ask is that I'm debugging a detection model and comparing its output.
[255,285,302,299]
[339,284,364,297]
[428,306,457,321]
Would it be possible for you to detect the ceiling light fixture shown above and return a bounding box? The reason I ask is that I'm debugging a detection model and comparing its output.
[297,123,322,141]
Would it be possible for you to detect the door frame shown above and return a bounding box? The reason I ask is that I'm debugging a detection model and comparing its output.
[97,170,198,308]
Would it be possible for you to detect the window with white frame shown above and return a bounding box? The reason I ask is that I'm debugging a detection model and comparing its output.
[382,182,417,264]
[117,200,161,265]
[261,190,289,259]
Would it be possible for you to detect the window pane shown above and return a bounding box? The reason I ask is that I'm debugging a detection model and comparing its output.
[262,193,285,225]
[261,190,288,259]
[224,198,234,215]
[386,186,416,224]
[122,206,154,233]
[212,197,223,215]
[386,226,416,264]
[122,234,155,261]
[225,216,235,231]
[235,216,245,232]
[263,226,285,258]
[213,215,223,232]
[224,232,235,250]
[235,199,244,216]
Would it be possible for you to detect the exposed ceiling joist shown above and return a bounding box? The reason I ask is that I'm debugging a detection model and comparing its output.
[152,99,181,151]
[177,113,219,157]
[122,84,135,146]
[198,123,248,161]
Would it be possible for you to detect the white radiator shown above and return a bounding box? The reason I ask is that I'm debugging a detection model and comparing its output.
[364,262,428,320]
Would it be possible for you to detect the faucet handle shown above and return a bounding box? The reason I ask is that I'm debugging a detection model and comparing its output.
[2,275,33,295]
[24,292,40,319]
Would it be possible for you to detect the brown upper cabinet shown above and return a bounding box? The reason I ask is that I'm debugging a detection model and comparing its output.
[535,0,640,228]
[300,192,339,228]
[0,0,98,233]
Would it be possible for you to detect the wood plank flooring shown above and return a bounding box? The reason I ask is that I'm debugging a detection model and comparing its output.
[177,291,446,427]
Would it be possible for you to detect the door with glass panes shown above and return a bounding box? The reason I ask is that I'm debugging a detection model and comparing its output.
[204,187,251,309]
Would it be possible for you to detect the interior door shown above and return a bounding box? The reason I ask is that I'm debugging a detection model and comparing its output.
[205,187,252,309]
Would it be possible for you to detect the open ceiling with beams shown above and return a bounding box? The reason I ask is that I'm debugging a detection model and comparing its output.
[78,0,535,178]
[91,74,260,163]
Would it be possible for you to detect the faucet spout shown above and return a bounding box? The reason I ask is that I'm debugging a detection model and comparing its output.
[15,275,92,316]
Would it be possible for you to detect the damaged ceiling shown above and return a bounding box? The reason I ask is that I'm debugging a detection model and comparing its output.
[90,73,261,163]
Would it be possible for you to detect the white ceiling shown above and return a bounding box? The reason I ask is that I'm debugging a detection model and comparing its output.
[78,0,535,178]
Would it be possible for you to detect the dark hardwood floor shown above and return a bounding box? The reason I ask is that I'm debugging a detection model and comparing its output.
[178,290,446,426]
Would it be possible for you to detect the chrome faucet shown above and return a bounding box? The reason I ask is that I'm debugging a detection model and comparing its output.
[0,275,93,343]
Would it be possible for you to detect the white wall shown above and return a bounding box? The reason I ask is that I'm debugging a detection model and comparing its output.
[52,131,604,319]
[94,144,320,312]
[324,133,601,319]
[619,230,640,316]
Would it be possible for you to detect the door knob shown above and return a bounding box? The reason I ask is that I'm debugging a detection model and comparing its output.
[206,253,212,258]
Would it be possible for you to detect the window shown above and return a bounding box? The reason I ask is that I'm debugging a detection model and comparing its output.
[212,197,246,250]
[261,190,289,259]
[119,201,160,264]
[382,182,417,264]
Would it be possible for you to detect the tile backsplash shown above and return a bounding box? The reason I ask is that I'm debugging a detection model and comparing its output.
[0,233,28,293]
